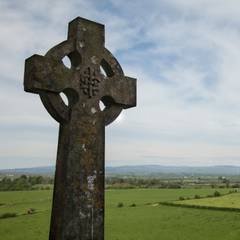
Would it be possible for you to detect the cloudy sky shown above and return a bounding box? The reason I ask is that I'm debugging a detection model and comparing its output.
[1,0,240,169]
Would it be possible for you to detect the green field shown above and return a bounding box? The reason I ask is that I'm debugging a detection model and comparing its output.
[170,192,240,208]
[0,190,52,204]
[1,188,240,239]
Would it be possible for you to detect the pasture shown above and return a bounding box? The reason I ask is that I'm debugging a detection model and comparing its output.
[170,191,240,208]
[0,188,240,239]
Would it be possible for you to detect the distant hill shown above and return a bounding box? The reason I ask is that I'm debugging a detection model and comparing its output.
[0,166,55,175]
[1,165,240,175]
[105,165,240,174]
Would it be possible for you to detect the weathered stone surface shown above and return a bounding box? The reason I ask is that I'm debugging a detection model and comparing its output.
[24,17,136,240]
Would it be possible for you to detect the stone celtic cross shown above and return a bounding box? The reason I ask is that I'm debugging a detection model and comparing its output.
[24,17,136,240]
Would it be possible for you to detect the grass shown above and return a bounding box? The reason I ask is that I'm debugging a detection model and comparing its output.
[105,189,240,239]
[0,190,53,205]
[0,190,53,216]
[0,188,240,239]
[105,188,231,207]
[105,204,240,240]
[170,192,240,208]
[0,211,51,240]
[0,200,52,215]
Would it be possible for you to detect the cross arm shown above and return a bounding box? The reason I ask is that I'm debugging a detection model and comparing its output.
[24,54,71,94]
[104,75,136,109]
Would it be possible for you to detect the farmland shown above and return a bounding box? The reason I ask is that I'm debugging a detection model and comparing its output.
[1,188,240,239]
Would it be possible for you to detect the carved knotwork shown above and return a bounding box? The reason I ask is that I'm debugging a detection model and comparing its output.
[80,67,100,98]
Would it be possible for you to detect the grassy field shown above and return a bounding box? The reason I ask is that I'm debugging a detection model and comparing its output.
[0,190,53,216]
[105,204,240,239]
[0,190,52,204]
[170,192,240,208]
[105,189,240,239]
[1,188,240,239]
[0,211,51,239]
[105,188,232,208]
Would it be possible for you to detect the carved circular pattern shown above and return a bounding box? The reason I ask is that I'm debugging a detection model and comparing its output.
[39,39,123,126]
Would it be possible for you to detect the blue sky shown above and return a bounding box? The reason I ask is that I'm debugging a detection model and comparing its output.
[1,0,240,169]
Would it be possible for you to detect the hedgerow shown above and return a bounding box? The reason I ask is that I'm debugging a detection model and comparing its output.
[0,212,17,219]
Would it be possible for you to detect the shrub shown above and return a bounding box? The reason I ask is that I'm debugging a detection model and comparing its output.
[214,191,221,197]
[113,183,121,189]
[168,184,181,189]
[179,196,184,200]
[117,202,123,207]
[130,203,136,207]
[207,195,213,197]
[0,212,17,219]
[158,184,168,189]
[27,207,35,214]
[194,194,200,199]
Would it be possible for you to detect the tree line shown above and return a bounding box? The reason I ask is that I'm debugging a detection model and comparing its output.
[105,177,181,189]
[0,175,54,191]
[105,177,239,189]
